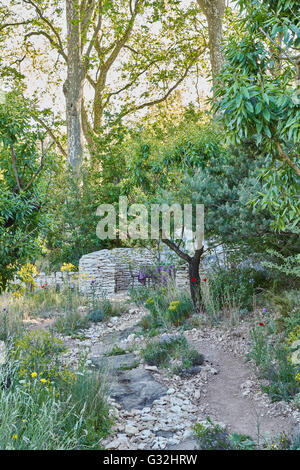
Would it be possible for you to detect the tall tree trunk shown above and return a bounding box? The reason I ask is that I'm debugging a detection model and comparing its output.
[197,0,225,90]
[63,0,84,172]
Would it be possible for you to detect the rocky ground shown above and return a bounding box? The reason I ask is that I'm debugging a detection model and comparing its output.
[36,295,299,451]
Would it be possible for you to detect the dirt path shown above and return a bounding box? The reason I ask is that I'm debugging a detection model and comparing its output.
[190,337,293,441]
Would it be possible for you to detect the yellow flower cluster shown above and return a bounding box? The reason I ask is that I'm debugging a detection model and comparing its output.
[17,263,39,285]
[146,297,154,305]
[60,263,76,273]
[168,300,180,311]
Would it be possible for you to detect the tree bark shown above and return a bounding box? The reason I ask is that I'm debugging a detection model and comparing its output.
[162,238,204,310]
[63,0,85,172]
[197,0,225,90]
[188,247,204,310]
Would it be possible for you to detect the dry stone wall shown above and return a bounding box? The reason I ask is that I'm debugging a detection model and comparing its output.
[13,248,191,297]
[79,248,155,297]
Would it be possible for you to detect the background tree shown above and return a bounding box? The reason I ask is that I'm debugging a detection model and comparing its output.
[2,0,211,169]
[213,0,300,229]
[0,90,60,290]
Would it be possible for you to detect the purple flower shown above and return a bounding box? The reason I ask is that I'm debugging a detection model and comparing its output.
[2,308,6,311]
[263,308,267,313]
[91,279,95,284]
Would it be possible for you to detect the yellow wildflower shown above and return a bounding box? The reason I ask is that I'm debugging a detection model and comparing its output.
[40,378,46,384]
[12,434,18,440]
[31,372,37,378]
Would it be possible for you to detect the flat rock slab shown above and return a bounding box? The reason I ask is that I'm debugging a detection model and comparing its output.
[90,325,142,356]
[109,368,167,410]
[90,353,139,372]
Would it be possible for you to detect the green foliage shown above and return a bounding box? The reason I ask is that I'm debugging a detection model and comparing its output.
[45,165,115,269]
[262,227,300,280]
[203,266,269,320]
[88,308,105,323]
[180,348,204,369]
[132,284,194,331]
[105,345,128,356]
[66,369,111,446]
[88,296,125,323]
[11,330,67,380]
[166,296,194,326]
[213,0,300,229]
[248,323,300,401]
[0,358,111,449]
[193,418,256,450]
[0,91,60,290]
[143,335,188,367]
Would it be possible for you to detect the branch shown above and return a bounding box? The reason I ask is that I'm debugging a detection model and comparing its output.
[83,0,103,62]
[162,238,192,263]
[33,116,67,158]
[24,31,67,62]
[259,27,297,66]
[23,150,45,191]
[23,0,66,60]
[275,140,300,176]
[0,21,29,31]
[120,49,204,118]
[10,146,22,192]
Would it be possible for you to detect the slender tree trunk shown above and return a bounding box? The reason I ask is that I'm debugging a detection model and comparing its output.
[64,0,85,172]
[197,0,225,90]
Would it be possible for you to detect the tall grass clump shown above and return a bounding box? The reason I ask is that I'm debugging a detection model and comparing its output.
[0,330,112,449]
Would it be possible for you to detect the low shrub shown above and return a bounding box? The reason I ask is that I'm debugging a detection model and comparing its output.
[193,419,256,450]
[88,308,105,323]
[143,335,188,367]
[143,334,204,376]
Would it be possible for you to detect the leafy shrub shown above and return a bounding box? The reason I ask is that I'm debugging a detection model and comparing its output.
[181,349,204,368]
[135,285,193,331]
[11,330,70,387]
[167,295,193,326]
[143,341,170,366]
[143,334,204,375]
[193,419,256,450]
[105,345,127,356]
[143,335,188,367]
[193,420,232,450]
[88,308,105,323]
